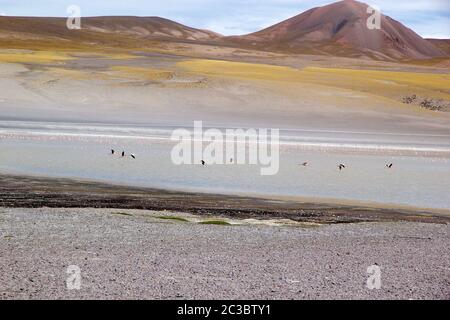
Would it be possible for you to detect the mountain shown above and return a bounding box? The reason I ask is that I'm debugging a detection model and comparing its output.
[229,0,445,60]
[0,16,221,46]
[0,1,447,61]
[426,39,450,55]
[82,16,221,40]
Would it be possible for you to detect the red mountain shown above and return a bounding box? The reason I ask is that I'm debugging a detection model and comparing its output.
[229,0,445,60]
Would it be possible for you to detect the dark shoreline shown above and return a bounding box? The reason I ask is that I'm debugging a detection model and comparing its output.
[0,174,449,224]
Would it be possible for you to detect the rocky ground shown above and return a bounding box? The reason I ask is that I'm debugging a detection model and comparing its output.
[1,207,449,300]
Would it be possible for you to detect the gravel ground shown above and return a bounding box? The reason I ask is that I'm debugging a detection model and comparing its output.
[0,208,449,300]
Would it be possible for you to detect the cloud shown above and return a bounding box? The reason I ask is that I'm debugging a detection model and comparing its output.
[0,0,449,38]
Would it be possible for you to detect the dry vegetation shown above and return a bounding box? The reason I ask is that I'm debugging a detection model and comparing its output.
[110,66,174,81]
[178,59,450,109]
[0,50,72,64]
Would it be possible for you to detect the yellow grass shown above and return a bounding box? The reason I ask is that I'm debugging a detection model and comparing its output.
[68,51,138,60]
[178,59,450,101]
[303,67,450,94]
[111,66,174,81]
[0,50,72,64]
[0,47,138,66]
[178,59,298,81]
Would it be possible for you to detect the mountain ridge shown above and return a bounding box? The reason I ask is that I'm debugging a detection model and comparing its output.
[0,0,447,60]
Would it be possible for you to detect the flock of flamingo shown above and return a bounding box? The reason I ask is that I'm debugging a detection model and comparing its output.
[110,149,393,171]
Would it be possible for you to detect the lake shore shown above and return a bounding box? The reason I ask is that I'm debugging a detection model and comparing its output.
[1,174,449,224]
[1,175,449,300]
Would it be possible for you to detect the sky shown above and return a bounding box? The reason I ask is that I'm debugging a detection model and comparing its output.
[0,0,449,38]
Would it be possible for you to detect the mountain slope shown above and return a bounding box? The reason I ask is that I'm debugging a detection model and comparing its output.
[427,39,450,55]
[82,16,221,40]
[229,0,444,60]
[0,16,221,46]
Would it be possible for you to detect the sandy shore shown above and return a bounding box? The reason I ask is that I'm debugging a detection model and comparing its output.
[1,174,449,224]
[1,207,449,300]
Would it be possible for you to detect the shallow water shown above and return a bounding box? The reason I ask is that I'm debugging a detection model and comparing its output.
[0,120,449,210]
